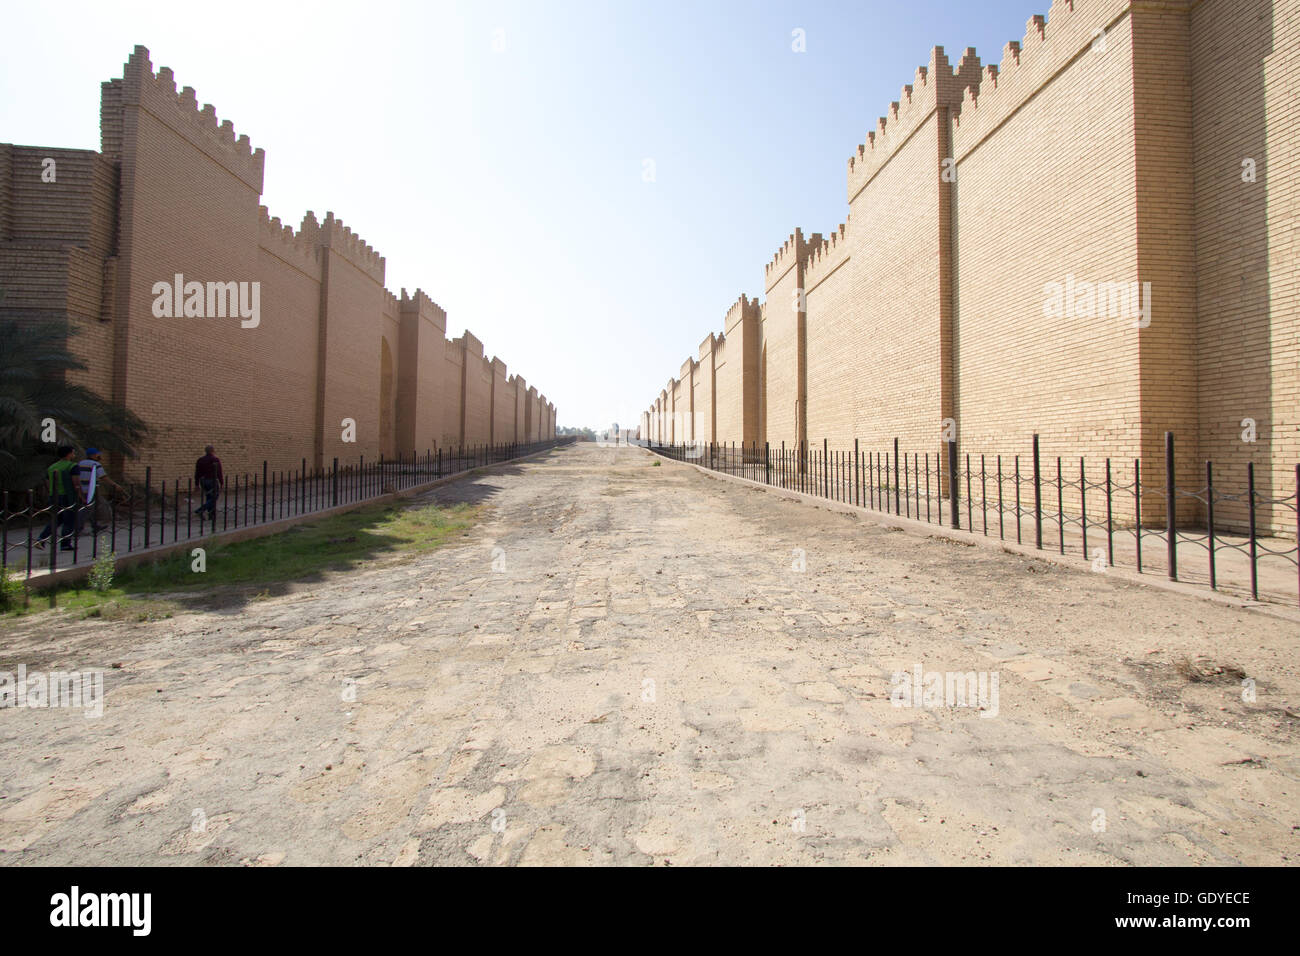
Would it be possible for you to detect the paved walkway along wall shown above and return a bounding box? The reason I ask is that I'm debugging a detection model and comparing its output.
[645,441,1300,614]
[7,439,574,589]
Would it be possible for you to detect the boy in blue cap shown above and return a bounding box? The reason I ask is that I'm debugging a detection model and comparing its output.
[75,447,122,538]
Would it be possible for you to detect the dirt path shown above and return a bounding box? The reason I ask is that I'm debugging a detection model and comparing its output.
[0,443,1296,865]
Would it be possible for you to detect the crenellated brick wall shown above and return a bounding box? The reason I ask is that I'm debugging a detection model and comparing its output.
[643,0,1297,533]
[0,46,557,484]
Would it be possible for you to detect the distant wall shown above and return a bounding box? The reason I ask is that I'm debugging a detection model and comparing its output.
[0,46,557,484]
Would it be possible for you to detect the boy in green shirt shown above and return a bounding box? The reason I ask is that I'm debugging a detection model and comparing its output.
[36,446,83,551]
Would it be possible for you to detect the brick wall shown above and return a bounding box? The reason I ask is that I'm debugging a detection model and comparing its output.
[679,357,696,442]
[490,359,510,444]
[762,232,808,449]
[0,45,559,486]
[396,289,448,453]
[952,5,1139,463]
[512,376,527,443]
[694,333,717,443]
[454,331,492,446]
[643,0,1295,532]
[1190,0,1298,532]
[712,295,761,447]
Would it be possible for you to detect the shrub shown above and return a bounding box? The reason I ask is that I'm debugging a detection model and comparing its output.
[0,572,25,611]
[87,546,116,593]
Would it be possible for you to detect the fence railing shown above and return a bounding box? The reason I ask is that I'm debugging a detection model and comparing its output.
[2,437,574,581]
[648,433,1300,608]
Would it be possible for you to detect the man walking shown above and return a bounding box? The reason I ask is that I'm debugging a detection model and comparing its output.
[36,446,82,551]
[74,447,123,538]
[194,445,224,524]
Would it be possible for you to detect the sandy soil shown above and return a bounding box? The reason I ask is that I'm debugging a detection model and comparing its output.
[0,442,1296,865]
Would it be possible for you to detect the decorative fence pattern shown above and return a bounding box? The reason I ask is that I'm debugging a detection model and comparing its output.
[648,433,1300,608]
[2,438,574,581]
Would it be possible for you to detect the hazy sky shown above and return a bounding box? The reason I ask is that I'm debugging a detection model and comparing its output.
[2,0,1041,429]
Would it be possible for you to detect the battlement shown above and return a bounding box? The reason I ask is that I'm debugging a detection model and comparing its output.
[953,0,1127,159]
[318,211,385,284]
[527,385,538,400]
[680,356,696,380]
[763,230,809,288]
[491,356,507,376]
[846,47,970,203]
[454,329,484,359]
[107,46,265,191]
[698,331,718,360]
[399,288,447,333]
[442,337,464,364]
[257,204,320,271]
[298,211,321,247]
[724,294,760,335]
[804,217,852,291]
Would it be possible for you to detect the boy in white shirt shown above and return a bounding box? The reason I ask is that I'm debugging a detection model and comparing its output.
[75,447,122,538]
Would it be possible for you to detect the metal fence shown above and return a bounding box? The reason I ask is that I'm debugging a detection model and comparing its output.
[3,438,574,581]
[649,433,1300,608]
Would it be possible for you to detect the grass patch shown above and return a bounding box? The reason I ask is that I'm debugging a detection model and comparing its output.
[2,499,480,621]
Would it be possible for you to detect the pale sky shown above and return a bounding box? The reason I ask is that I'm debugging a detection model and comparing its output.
[1,0,1040,430]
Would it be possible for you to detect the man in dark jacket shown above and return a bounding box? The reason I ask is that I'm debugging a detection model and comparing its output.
[194,445,224,524]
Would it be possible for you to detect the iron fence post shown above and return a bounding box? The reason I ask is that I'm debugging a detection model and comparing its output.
[936,451,941,525]
[1247,461,1258,600]
[966,453,972,531]
[1032,434,1042,549]
[854,439,860,507]
[1056,457,1064,555]
[1206,460,1216,590]
[1134,458,1143,573]
[996,455,1003,539]
[144,465,152,548]
[946,439,959,530]
[1105,458,1113,569]
[893,437,900,514]
[1164,431,1177,580]
[1079,457,1087,558]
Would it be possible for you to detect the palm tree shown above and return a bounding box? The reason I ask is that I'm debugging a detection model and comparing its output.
[0,313,148,492]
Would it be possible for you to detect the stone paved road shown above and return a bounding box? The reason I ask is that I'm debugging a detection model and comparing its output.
[1,443,1296,865]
